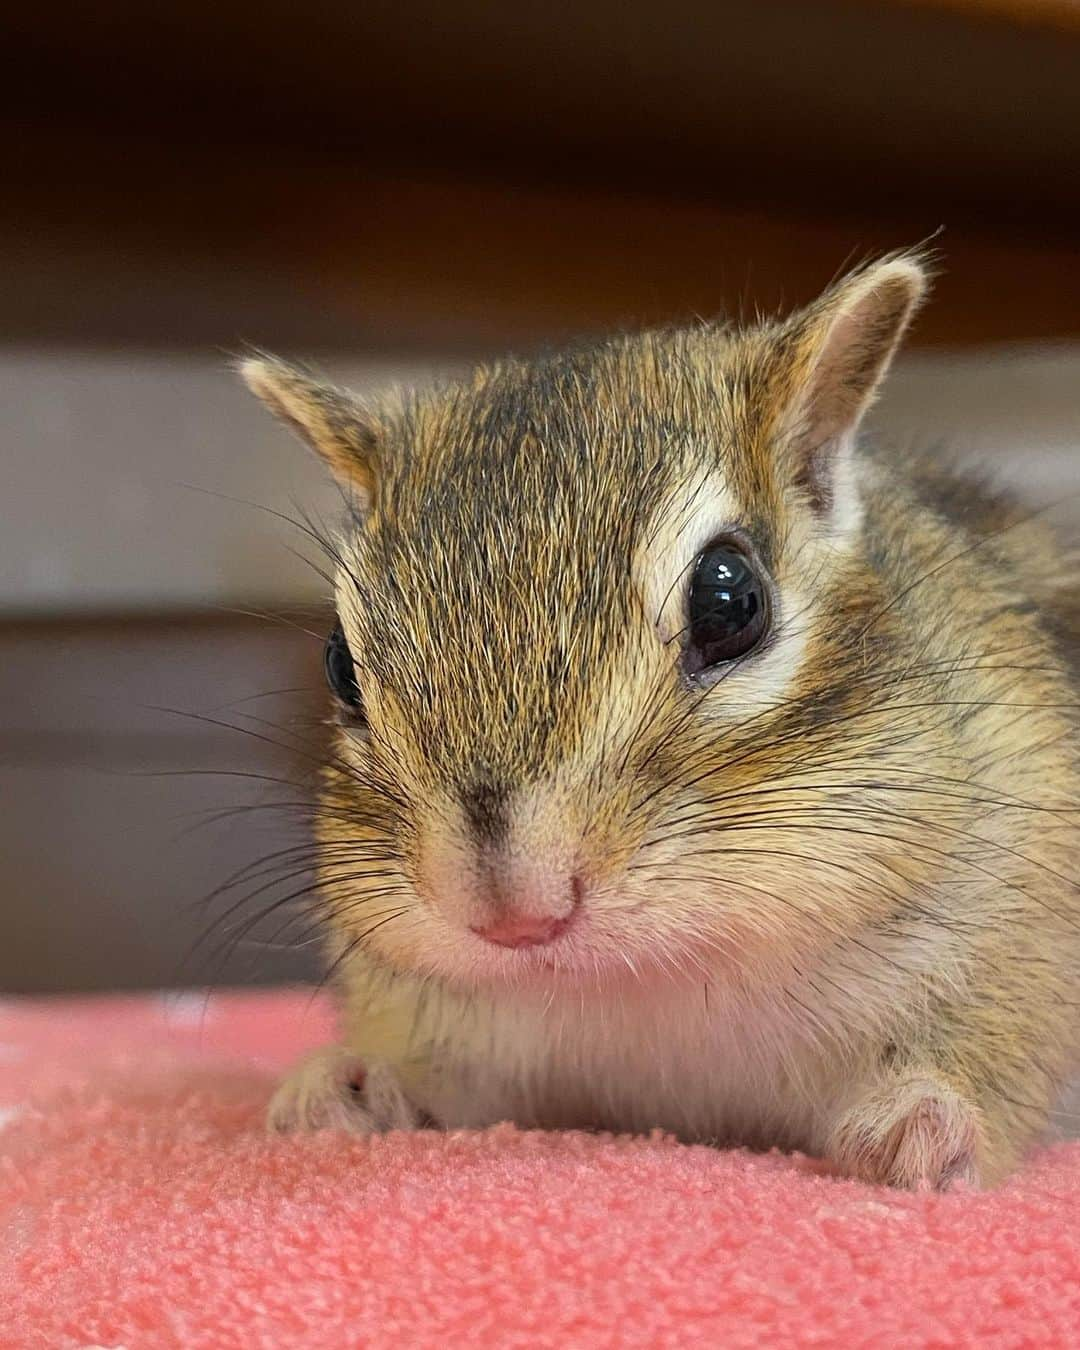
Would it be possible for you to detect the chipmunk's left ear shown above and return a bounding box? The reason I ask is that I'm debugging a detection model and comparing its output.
[239,356,380,503]
[774,251,930,518]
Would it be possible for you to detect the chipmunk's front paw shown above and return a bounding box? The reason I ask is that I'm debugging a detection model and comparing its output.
[268,1046,421,1134]
[830,1073,983,1191]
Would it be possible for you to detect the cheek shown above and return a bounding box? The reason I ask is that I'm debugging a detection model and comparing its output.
[702,602,811,716]
[313,799,458,975]
[334,701,433,811]
[625,733,915,967]
[412,807,485,931]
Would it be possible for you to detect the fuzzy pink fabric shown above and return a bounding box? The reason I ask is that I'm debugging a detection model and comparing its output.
[1,990,1079,1348]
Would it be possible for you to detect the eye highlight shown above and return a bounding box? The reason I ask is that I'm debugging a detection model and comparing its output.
[684,542,769,676]
[324,621,365,717]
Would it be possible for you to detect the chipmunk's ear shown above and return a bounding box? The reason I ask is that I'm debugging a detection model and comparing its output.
[239,356,379,501]
[774,251,929,519]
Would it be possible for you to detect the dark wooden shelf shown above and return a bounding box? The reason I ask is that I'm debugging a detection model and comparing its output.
[5,1,1080,354]
[7,0,1080,219]
[6,138,1080,355]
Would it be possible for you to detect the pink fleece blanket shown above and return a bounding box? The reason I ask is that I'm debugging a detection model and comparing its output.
[1,990,1078,1348]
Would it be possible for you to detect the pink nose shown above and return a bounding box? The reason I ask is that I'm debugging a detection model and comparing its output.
[468,867,584,949]
[471,910,575,948]
[467,896,577,950]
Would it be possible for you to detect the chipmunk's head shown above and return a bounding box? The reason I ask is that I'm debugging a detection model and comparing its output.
[242,252,928,991]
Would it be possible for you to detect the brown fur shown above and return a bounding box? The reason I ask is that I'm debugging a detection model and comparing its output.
[242,252,1079,1189]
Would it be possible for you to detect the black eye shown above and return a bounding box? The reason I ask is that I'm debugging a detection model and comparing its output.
[324,621,364,715]
[685,543,769,674]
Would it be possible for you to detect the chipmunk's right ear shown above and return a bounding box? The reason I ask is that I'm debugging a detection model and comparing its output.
[239,357,379,501]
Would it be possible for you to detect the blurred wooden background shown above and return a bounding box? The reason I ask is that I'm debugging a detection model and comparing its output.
[2,0,1078,991]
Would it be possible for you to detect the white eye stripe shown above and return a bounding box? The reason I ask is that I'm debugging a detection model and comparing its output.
[635,469,816,717]
[638,469,742,644]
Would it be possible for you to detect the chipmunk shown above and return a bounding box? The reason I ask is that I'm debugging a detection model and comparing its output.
[241,250,1079,1189]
